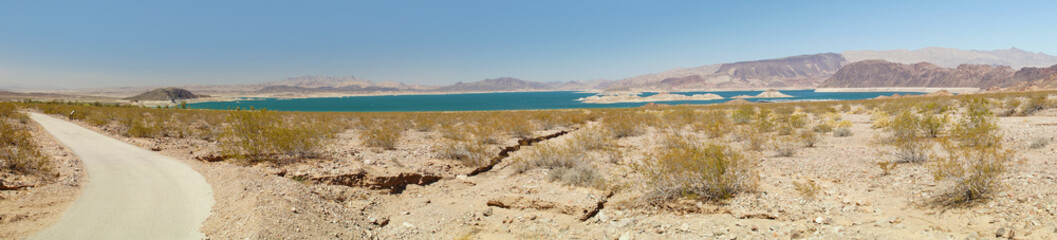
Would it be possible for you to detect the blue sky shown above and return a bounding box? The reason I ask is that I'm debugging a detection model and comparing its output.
[1,0,1055,89]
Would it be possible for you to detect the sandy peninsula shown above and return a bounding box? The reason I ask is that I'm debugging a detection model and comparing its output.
[731,89,794,99]
[577,92,723,103]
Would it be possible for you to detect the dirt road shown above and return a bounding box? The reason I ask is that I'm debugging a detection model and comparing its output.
[26,113,213,240]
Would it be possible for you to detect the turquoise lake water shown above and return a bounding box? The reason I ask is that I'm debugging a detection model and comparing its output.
[186,90,922,112]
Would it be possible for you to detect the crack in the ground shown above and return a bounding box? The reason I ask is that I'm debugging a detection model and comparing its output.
[467,128,576,176]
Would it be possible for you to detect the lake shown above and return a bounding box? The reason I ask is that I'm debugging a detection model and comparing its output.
[186,90,921,112]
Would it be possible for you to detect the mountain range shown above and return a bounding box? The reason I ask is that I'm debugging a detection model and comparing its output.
[26,47,1057,98]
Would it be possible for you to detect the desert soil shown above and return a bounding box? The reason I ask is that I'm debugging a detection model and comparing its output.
[6,106,1057,239]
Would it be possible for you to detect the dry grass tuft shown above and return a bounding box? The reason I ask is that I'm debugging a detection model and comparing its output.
[792,179,821,200]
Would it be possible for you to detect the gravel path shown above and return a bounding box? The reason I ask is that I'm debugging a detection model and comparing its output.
[26,113,213,240]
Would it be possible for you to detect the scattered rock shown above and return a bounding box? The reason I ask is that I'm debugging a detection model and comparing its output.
[814,217,832,225]
[481,207,493,217]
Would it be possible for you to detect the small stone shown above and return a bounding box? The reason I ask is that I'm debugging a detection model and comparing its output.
[814,217,832,225]
[887,217,902,224]
[402,211,410,215]
[481,207,493,217]
[456,174,468,180]
[402,222,415,228]
[618,232,632,240]
[995,227,1006,238]
[291,207,298,213]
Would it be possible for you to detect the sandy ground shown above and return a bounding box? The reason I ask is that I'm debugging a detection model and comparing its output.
[0,116,84,239]
[11,104,1057,239]
[25,113,213,240]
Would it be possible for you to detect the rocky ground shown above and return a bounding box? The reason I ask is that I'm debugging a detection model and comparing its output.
[8,102,1057,239]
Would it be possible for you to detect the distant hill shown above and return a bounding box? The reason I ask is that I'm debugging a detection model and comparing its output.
[435,77,551,92]
[124,88,205,102]
[842,47,1057,69]
[609,53,846,90]
[818,60,1057,88]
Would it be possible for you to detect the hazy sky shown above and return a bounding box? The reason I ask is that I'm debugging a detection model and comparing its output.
[2,0,1055,89]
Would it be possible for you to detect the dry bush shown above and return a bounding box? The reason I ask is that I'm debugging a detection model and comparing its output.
[1019,95,1053,116]
[877,161,896,176]
[434,140,493,167]
[546,164,604,188]
[572,126,618,151]
[733,125,768,152]
[770,135,799,157]
[0,119,50,173]
[1029,137,1050,149]
[998,98,1021,117]
[637,139,758,203]
[917,112,948,138]
[603,111,645,138]
[811,123,833,133]
[882,110,931,163]
[220,109,333,162]
[694,110,730,138]
[470,121,501,144]
[796,129,819,147]
[792,180,821,200]
[438,123,470,141]
[361,120,404,150]
[949,98,1000,148]
[731,105,755,125]
[870,109,891,129]
[833,128,853,137]
[511,142,580,173]
[930,142,1011,206]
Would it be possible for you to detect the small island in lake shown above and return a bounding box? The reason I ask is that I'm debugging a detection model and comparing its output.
[577,92,724,104]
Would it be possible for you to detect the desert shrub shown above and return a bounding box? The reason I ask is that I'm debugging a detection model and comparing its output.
[833,128,852,137]
[637,140,758,203]
[438,123,470,141]
[572,126,618,151]
[546,165,604,188]
[732,125,767,151]
[811,123,833,133]
[220,109,333,161]
[949,98,1000,148]
[773,113,806,135]
[470,121,501,144]
[750,108,774,133]
[694,110,730,138]
[1019,95,1053,116]
[917,112,948,138]
[930,142,1011,206]
[434,140,492,167]
[883,110,930,163]
[792,180,821,200]
[731,106,755,125]
[770,135,799,157]
[870,109,891,129]
[796,129,819,147]
[0,120,50,173]
[361,120,404,150]
[998,98,1021,117]
[413,117,436,132]
[1029,137,1050,149]
[877,161,896,176]
[505,118,537,139]
[512,142,580,173]
[603,111,645,138]
[917,102,952,115]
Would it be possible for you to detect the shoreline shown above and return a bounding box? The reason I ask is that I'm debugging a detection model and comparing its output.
[814,87,980,93]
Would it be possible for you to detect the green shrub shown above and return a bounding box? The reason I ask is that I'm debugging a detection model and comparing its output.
[572,126,618,151]
[1020,95,1053,116]
[694,110,730,138]
[796,129,819,147]
[793,180,821,200]
[637,139,758,203]
[731,106,755,125]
